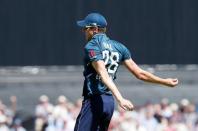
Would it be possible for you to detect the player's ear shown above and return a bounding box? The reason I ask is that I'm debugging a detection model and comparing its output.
[93,27,99,33]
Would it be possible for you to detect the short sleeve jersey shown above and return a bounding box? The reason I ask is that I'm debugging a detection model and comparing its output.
[83,33,131,97]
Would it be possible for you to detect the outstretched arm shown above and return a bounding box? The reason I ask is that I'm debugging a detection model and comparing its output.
[92,60,134,111]
[123,59,178,87]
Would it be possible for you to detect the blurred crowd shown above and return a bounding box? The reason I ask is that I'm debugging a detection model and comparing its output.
[0,96,26,131]
[0,95,198,131]
[35,95,81,131]
[110,98,198,131]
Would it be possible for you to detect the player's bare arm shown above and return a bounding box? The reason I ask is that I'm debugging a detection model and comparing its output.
[123,59,179,87]
[92,60,134,111]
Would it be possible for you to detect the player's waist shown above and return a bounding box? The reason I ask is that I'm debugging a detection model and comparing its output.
[83,92,112,100]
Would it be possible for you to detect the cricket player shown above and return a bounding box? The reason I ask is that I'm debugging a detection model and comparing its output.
[74,12,178,131]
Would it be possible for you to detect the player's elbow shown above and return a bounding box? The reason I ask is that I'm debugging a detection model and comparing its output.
[136,74,144,80]
[136,71,147,81]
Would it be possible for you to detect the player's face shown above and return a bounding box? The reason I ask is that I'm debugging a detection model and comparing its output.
[82,27,99,41]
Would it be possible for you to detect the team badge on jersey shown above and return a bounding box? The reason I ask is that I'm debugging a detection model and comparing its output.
[89,49,96,58]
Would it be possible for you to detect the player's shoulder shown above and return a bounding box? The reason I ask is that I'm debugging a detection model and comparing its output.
[110,39,121,45]
[84,39,99,51]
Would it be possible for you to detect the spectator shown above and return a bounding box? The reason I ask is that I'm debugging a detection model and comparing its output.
[141,105,158,131]
[0,111,9,131]
[35,95,54,131]
[10,118,26,131]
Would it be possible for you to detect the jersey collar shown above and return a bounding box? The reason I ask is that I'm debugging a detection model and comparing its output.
[92,33,107,39]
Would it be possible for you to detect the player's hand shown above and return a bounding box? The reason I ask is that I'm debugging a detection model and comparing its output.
[10,95,17,103]
[118,98,134,111]
[165,78,178,87]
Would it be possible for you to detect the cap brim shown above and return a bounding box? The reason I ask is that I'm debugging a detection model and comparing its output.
[77,20,87,27]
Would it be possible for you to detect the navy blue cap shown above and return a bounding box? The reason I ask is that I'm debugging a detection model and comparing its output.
[77,13,107,28]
